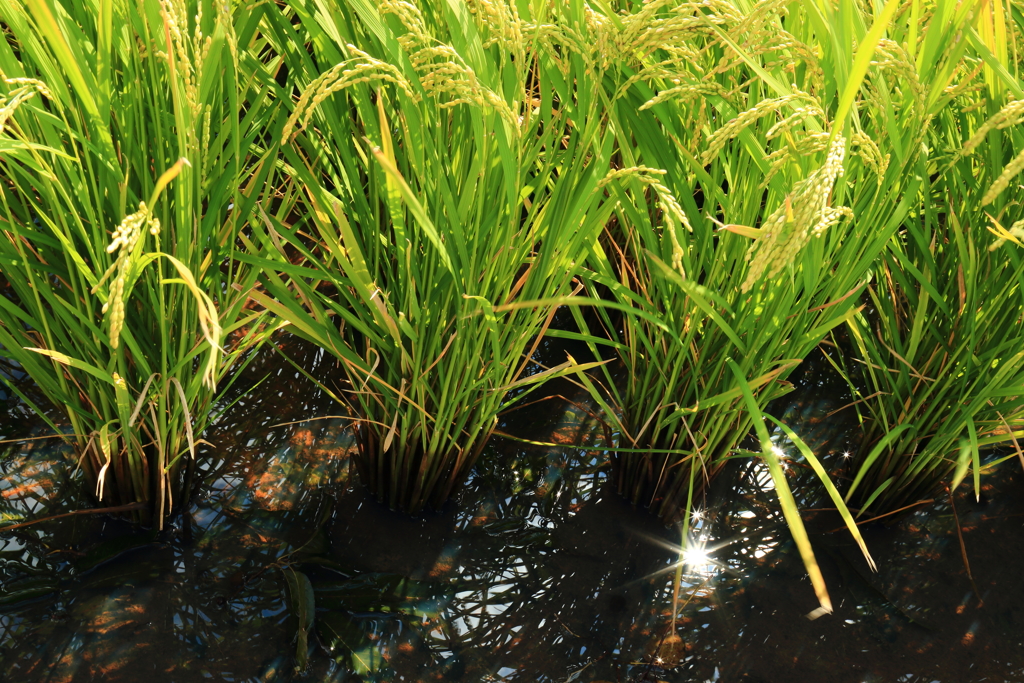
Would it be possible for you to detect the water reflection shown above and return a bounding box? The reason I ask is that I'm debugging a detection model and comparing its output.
[1,337,1024,682]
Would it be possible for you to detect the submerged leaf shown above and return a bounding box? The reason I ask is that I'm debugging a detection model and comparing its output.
[283,567,316,670]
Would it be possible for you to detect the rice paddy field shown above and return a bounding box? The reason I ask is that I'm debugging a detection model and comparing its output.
[3,0,1024,680]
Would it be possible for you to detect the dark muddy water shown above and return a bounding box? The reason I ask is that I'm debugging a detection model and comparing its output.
[1,342,1023,682]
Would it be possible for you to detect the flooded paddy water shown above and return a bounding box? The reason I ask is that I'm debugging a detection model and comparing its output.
[2,338,1024,683]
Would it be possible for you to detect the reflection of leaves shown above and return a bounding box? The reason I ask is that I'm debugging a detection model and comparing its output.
[818,543,938,632]
[288,497,333,559]
[312,573,454,677]
[2,334,684,681]
[75,528,159,572]
[314,573,453,617]
[0,574,60,606]
[316,612,387,675]
[282,567,315,670]
[315,610,385,675]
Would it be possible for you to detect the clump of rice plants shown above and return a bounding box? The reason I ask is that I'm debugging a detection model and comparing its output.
[0,0,274,526]
[246,0,614,513]
[836,89,1024,516]
[535,0,956,528]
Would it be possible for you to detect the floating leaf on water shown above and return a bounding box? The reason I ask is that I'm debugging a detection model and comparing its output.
[0,575,60,606]
[654,632,686,668]
[282,567,315,670]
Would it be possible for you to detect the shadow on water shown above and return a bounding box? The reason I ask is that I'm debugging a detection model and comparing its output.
[2,335,1024,682]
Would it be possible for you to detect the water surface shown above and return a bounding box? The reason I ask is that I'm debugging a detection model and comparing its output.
[2,342,1023,682]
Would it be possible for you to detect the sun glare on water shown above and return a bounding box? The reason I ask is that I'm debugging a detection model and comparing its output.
[683,546,711,567]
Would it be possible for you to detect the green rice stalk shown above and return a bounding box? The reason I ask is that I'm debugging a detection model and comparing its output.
[0,0,277,527]
[246,0,616,513]
[529,0,943,525]
[835,77,1024,515]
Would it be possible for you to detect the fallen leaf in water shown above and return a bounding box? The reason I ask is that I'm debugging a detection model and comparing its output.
[655,632,686,667]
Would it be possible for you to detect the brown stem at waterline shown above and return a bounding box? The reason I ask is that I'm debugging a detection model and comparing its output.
[0,502,149,533]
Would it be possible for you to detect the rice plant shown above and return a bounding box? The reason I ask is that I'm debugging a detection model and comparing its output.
[0,0,276,526]
[244,0,615,513]
[837,87,1024,516]
[523,0,961,530]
